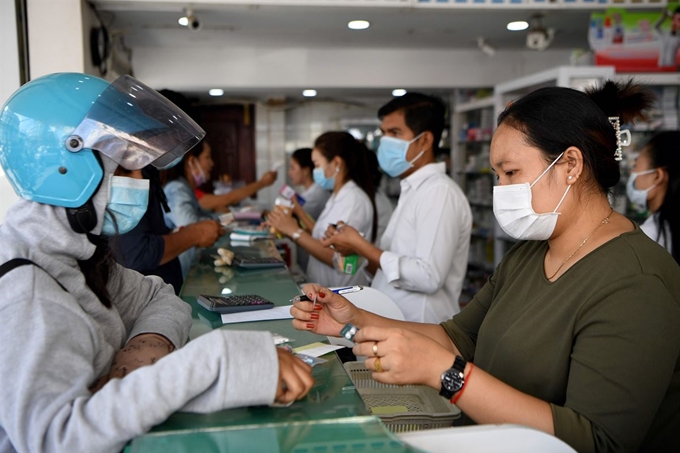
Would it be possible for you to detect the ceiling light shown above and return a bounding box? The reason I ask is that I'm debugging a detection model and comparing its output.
[302,89,317,97]
[392,89,407,97]
[348,20,370,30]
[178,16,189,27]
[507,21,529,31]
[209,88,224,97]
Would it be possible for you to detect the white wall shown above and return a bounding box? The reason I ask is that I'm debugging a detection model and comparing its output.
[132,46,573,90]
[0,0,22,222]
[255,104,287,207]
[285,102,377,151]
[28,0,86,78]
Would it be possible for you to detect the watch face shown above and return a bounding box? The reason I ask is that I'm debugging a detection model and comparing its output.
[442,368,464,393]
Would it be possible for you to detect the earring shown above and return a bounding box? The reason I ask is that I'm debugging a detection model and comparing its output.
[568,176,573,180]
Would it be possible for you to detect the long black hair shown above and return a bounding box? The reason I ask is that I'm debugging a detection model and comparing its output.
[314,132,378,242]
[643,131,680,263]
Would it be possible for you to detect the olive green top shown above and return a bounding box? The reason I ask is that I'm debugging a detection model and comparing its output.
[442,227,680,453]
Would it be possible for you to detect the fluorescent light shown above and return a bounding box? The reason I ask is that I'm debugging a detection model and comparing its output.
[302,89,317,97]
[348,20,370,30]
[392,89,407,97]
[507,21,529,31]
[209,88,224,96]
[178,16,189,26]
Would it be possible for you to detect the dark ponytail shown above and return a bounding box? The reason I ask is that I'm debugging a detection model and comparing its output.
[314,132,378,242]
[497,80,653,193]
[643,131,680,263]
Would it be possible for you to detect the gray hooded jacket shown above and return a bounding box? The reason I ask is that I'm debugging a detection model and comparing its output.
[0,157,278,452]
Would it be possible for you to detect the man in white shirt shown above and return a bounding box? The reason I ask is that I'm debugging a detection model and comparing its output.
[322,93,471,323]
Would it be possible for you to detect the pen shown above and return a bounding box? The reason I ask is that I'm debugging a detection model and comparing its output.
[291,286,364,302]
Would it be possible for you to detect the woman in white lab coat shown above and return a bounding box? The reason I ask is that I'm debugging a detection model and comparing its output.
[267,131,376,287]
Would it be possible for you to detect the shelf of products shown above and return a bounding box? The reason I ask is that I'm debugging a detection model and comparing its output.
[452,89,495,303]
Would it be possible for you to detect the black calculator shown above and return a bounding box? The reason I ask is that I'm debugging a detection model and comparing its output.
[234,256,286,269]
[196,294,275,314]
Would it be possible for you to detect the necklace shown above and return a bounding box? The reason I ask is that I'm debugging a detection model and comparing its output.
[547,208,613,281]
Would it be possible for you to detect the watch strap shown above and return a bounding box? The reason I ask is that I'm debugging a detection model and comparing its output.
[439,355,467,399]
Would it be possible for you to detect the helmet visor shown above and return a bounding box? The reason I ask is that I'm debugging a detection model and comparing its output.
[68,75,205,170]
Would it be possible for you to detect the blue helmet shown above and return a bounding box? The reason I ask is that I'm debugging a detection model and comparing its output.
[0,73,205,208]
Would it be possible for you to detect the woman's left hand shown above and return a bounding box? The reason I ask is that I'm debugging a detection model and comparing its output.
[265,209,299,237]
[353,326,456,390]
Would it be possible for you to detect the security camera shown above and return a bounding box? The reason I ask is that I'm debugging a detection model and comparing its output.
[187,14,201,31]
[526,15,554,51]
[181,9,202,31]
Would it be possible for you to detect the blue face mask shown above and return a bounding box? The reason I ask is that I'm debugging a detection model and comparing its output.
[101,176,150,236]
[313,166,336,191]
[377,133,425,178]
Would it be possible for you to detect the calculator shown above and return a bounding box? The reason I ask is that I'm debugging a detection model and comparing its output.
[196,294,275,314]
[234,256,286,269]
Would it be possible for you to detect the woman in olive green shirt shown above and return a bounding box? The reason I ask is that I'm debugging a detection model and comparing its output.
[291,81,680,453]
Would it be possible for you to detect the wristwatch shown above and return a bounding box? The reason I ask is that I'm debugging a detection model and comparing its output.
[439,355,467,399]
[292,228,304,242]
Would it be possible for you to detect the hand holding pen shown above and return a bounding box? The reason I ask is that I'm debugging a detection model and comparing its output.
[291,286,364,302]
[289,284,363,336]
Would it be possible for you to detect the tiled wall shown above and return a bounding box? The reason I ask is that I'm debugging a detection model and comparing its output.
[255,101,377,207]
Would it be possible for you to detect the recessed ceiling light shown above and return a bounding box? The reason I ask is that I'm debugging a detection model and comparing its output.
[392,89,407,97]
[302,89,317,97]
[507,21,529,31]
[209,88,224,97]
[348,20,370,30]
[178,16,189,26]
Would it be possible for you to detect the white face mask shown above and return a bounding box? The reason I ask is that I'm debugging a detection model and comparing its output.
[493,152,571,241]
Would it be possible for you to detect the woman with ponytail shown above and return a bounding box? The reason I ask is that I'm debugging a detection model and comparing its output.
[290,81,680,452]
[628,131,679,263]
[267,131,376,287]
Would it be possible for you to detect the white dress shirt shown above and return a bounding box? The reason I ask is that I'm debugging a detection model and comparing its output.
[306,180,374,288]
[641,212,673,254]
[374,188,394,243]
[296,183,331,270]
[371,162,472,323]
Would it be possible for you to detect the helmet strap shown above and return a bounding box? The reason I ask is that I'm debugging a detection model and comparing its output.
[66,199,98,234]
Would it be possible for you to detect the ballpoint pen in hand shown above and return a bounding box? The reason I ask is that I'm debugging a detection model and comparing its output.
[290,286,363,302]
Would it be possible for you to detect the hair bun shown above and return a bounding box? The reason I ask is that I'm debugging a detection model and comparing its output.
[585,80,654,125]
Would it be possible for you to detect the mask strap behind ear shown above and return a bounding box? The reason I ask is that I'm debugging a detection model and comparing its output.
[530,152,565,188]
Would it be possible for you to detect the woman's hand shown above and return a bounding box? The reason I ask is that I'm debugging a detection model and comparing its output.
[321,222,363,256]
[291,196,305,217]
[352,326,456,390]
[275,348,315,404]
[265,209,299,237]
[290,284,362,336]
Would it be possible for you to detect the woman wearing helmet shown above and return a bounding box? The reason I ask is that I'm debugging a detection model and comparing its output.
[0,73,313,452]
